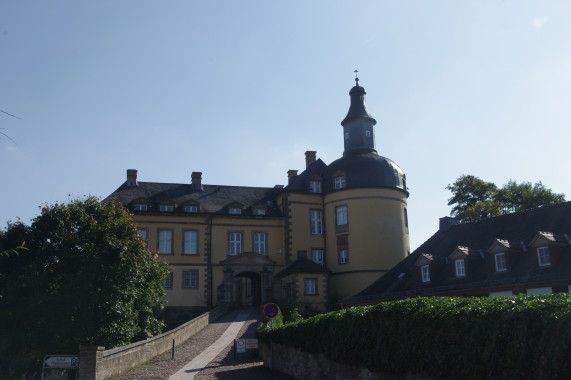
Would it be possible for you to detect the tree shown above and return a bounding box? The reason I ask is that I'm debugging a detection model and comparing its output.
[447,175,566,222]
[0,197,170,377]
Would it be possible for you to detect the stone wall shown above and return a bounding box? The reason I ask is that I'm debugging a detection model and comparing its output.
[260,341,429,380]
[78,305,228,380]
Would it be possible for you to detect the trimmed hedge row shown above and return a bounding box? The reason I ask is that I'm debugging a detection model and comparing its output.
[257,295,570,379]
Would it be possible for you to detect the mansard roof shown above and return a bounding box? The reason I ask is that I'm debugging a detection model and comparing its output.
[345,201,571,304]
[283,159,328,192]
[104,181,283,216]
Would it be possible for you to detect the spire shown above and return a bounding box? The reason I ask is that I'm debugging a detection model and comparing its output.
[341,73,377,155]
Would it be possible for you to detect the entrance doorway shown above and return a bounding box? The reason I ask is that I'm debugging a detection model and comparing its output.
[235,272,262,306]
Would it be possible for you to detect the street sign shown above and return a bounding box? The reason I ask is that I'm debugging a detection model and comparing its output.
[43,356,79,369]
[245,339,258,349]
[263,303,279,319]
[236,339,246,353]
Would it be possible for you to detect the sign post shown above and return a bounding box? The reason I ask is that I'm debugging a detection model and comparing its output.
[42,355,79,380]
[262,303,280,370]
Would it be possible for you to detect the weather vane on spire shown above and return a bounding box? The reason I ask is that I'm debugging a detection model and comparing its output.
[354,69,359,85]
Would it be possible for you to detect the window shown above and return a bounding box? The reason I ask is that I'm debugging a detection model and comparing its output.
[455,259,465,277]
[337,234,348,264]
[421,265,430,282]
[158,230,173,254]
[184,205,198,213]
[305,279,317,295]
[253,209,265,216]
[309,181,321,193]
[537,247,551,267]
[495,253,507,272]
[133,204,147,211]
[311,249,324,266]
[160,205,174,212]
[365,130,371,137]
[164,272,173,288]
[336,206,348,226]
[229,208,242,215]
[310,210,323,235]
[183,270,198,289]
[253,233,266,255]
[229,232,242,255]
[334,176,346,189]
[183,230,198,255]
[339,249,348,264]
[137,228,148,247]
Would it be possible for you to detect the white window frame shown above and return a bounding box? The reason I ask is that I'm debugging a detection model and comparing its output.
[309,181,321,193]
[455,259,465,278]
[164,272,173,288]
[495,253,507,272]
[182,270,198,289]
[305,278,317,295]
[253,209,265,216]
[160,205,174,212]
[183,230,198,255]
[421,265,430,283]
[339,249,348,264]
[334,176,346,189]
[133,204,147,211]
[229,208,242,215]
[336,206,348,226]
[311,249,324,266]
[537,247,551,267]
[184,205,198,213]
[137,228,148,247]
[229,232,242,255]
[310,210,323,235]
[253,232,266,255]
[158,230,173,254]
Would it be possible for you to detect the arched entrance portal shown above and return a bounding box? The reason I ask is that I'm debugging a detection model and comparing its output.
[235,272,262,306]
[220,252,277,307]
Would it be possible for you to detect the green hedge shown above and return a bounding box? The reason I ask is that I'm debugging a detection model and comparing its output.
[257,295,570,379]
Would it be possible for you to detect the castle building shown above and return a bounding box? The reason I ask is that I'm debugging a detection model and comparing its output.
[104,77,409,319]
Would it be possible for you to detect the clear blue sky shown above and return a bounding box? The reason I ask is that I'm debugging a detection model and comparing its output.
[2,1,570,250]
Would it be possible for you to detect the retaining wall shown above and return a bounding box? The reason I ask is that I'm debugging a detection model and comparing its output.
[260,341,430,380]
[78,305,228,380]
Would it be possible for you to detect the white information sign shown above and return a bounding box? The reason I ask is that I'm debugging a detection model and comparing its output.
[236,339,246,353]
[245,339,258,349]
[44,356,79,369]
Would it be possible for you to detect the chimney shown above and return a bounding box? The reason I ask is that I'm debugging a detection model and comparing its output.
[191,172,203,190]
[305,151,317,168]
[127,169,138,186]
[439,216,460,232]
[297,250,307,260]
[287,170,298,184]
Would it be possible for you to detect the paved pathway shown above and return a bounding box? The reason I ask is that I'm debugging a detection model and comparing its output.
[168,309,250,380]
[111,307,293,380]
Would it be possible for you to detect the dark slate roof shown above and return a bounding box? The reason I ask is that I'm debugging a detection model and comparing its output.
[103,182,283,216]
[275,256,330,279]
[283,159,328,192]
[345,201,571,304]
[322,151,407,194]
[341,84,376,126]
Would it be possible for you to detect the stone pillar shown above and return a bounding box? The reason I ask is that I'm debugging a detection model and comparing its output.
[223,267,234,304]
[261,266,273,302]
[78,346,104,380]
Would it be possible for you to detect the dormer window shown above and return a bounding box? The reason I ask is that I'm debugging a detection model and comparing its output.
[537,247,551,267]
[421,265,430,283]
[495,253,507,272]
[160,205,174,212]
[185,205,198,213]
[455,259,465,278]
[309,181,321,193]
[334,176,346,189]
[253,209,265,216]
[229,208,242,215]
[133,204,147,211]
